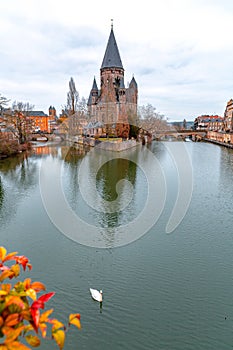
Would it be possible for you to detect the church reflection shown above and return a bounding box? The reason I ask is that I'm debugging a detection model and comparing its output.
[94,150,139,239]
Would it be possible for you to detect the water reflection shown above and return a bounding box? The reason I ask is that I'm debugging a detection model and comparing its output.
[32,144,59,158]
[62,144,89,163]
[219,147,233,184]
[94,157,137,231]
[0,153,38,191]
[0,177,4,211]
[96,158,137,201]
[0,152,39,226]
[62,145,88,208]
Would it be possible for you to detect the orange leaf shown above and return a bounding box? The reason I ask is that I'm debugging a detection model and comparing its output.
[0,270,14,282]
[3,325,25,343]
[0,345,8,350]
[21,310,32,322]
[25,334,41,347]
[5,313,20,327]
[69,313,81,329]
[39,309,54,323]
[3,252,18,262]
[0,247,7,261]
[23,324,34,334]
[5,296,25,310]
[23,278,31,290]
[6,341,30,350]
[11,264,20,278]
[38,322,47,338]
[51,319,64,331]
[52,329,65,350]
[69,313,81,322]
[30,282,46,293]
[0,316,4,327]
[1,283,11,293]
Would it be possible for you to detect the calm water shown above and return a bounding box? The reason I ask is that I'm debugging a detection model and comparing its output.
[0,141,233,349]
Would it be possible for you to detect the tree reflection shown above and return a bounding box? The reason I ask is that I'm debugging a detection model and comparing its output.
[61,144,89,163]
[0,152,38,190]
[61,145,89,207]
[0,151,39,227]
[0,176,4,211]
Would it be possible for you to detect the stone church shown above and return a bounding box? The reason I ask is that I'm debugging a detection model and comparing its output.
[87,24,138,138]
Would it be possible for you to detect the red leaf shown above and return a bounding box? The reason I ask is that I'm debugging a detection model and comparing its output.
[38,292,55,303]
[31,300,44,310]
[30,308,40,332]
[14,256,29,271]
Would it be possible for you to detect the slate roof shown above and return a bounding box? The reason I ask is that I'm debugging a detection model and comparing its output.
[101,28,123,69]
[29,111,48,117]
[92,77,98,90]
[129,76,137,89]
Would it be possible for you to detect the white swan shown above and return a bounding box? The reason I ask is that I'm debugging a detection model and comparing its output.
[90,288,103,302]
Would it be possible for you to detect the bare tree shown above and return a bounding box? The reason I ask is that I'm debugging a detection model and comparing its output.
[65,77,79,116]
[138,103,168,133]
[77,96,88,114]
[0,94,10,116]
[5,101,34,144]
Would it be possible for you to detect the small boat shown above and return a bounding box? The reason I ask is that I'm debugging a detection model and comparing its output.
[90,288,103,302]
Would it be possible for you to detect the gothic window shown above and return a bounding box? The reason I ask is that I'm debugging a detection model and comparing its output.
[114,77,121,102]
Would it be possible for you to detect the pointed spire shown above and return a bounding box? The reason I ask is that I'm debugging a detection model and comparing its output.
[101,25,123,69]
[92,76,98,91]
[129,76,137,89]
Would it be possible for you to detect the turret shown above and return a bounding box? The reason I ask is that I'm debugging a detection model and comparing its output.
[87,77,99,106]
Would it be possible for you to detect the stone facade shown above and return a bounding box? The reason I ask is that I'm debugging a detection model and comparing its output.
[87,26,138,138]
[223,99,233,132]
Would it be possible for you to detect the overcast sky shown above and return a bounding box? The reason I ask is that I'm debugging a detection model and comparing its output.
[1,0,233,121]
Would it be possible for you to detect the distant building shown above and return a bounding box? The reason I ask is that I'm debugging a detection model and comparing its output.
[87,24,138,138]
[194,115,223,131]
[223,99,233,132]
[28,111,49,133]
[28,107,57,133]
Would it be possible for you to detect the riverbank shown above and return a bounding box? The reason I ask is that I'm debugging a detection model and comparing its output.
[204,137,233,149]
[66,135,140,151]
[0,139,31,159]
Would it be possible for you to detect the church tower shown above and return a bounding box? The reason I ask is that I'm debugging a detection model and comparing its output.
[87,22,138,138]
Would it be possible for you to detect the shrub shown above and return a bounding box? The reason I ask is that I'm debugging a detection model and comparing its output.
[0,246,81,349]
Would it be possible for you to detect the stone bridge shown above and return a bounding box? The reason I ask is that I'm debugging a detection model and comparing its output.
[154,129,207,141]
[29,133,66,142]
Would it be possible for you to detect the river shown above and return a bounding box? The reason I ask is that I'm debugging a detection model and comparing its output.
[0,141,233,349]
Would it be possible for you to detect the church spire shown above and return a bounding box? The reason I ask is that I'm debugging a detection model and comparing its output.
[101,24,123,70]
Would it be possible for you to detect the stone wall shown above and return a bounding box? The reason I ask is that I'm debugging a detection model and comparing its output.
[207,131,233,144]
